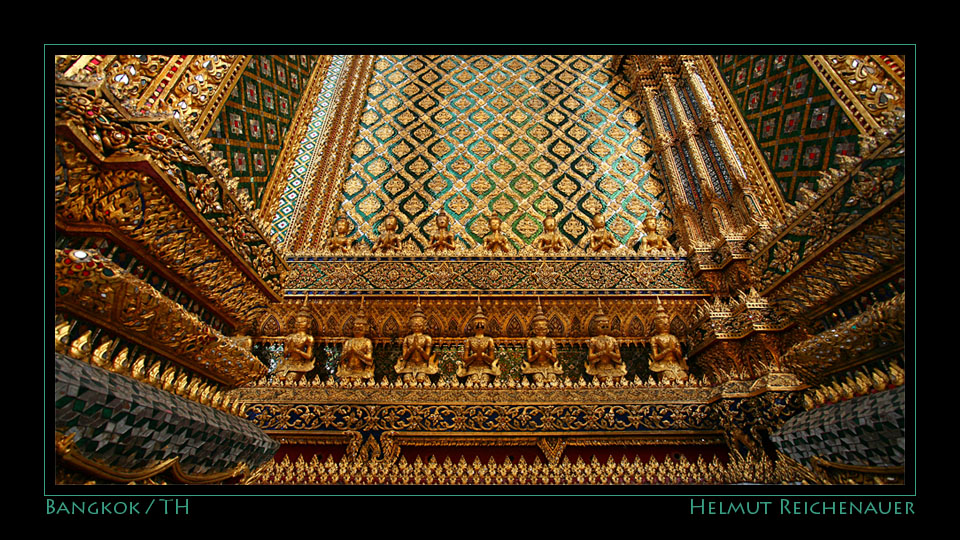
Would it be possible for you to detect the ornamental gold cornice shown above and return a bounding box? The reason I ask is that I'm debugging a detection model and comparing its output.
[55,248,267,386]
[781,293,905,385]
[750,131,905,299]
[804,55,906,138]
[55,83,288,325]
[242,400,722,433]
[283,256,701,296]
[253,448,784,485]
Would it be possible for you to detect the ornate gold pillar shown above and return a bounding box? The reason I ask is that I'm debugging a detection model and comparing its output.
[639,83,707,251]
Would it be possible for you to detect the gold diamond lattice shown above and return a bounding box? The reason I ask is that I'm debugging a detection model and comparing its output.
[331,55,668,249]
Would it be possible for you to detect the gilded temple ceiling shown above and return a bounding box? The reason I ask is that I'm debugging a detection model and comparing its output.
[274,55,671,253]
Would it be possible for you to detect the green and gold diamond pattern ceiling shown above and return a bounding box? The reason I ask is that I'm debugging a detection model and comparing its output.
[205,54,319,209]
[714,54,860,203]
[300,55,670,252]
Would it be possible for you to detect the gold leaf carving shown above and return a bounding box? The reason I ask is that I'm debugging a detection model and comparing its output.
[582,198,602,216]
[493,197,514,215]
[385,176,406,195]
[427,175,448,193]
[354,141,371,157]
[553,141,572,158]
[382,96,400,110]
[402,196,424,215]
[516,214,539,236]
[600,177,620,194]
[473,141,492,156]
[563,217,585,236]
[491,124,511,139]
[375,125,395,140]
[344,177,364,196]
[513,175,536,194]
[471,176,492,194]
[368,158,389,176]
[644,177,664,197]
[451,158,472,175]
[557,176,578,196]
[536,197,559,215]
[414,125,432,140]
[409,157,430,175]
[591,143,610,158]
[358,196,382,215]
[393,141,411,158]
[449,194,470,214]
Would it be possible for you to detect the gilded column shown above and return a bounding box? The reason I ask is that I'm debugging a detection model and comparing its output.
[679,58,765,232]
[640,84,706,250]
[661,72,732,238]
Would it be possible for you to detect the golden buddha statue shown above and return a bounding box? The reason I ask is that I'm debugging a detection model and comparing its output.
[637,215,672,254]
[585,298,626,381]
[535,215,569,252]
[483,215,511,254]
[457,297,500,384]
[648,299,689,382]
[326,217,354,252]
[522,297,563,383]
[373,214,402,253]
[337,298,375,381]
[586,212,618,252]
[428,210,456,252]
[275,309,315,382]
[395,297,438,383]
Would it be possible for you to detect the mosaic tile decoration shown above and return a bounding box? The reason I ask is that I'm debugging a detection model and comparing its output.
[770,386,904,467]
[713,55,860,203]
[271,55,348,242]
[55,353,278,475]
[309,55,670,253]
[205,55,319,210]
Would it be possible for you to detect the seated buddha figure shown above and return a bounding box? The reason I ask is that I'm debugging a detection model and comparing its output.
[275,312,315,382]
[428,211,456,252]
[337,300,375,381]
[483,216,511,254]
[373,214,402,254]
[326,217,354,253]
[535,215,569,253]
[636,215,672,254]
[522,298,563,383]
[395,298,438,383]
[648,300,689,382]
[457,298,500,385]
[586,212,617,253]
[585,299,626,381]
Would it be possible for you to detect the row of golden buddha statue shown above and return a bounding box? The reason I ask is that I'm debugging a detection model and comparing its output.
[326,211,673,254]
[274,297,688,385]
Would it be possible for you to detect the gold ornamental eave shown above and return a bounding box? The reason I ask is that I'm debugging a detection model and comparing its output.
[55,121,285,305]
[264,430,727,447]
[56,432,250,485]
[54,248,267,386]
